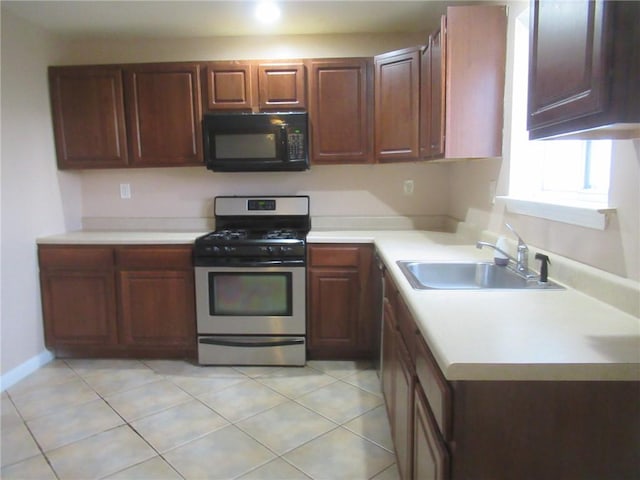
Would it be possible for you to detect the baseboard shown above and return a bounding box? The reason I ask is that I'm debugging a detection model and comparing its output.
[0,350,55,392]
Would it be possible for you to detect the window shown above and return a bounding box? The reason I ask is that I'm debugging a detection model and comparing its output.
[503,8,614,229]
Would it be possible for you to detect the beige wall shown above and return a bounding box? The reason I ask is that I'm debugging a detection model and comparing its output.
[1,9,83,377]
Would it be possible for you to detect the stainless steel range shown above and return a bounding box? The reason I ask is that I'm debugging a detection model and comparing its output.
[194,196,310,366]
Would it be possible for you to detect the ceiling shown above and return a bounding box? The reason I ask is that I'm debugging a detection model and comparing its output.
[1,0,485,39]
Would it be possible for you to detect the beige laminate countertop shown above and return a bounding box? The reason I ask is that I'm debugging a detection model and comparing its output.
[309,230,640,382]
[36,231,207,245]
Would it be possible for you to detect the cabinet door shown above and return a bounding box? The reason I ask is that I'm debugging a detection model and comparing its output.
[528,0,608,133]
[49,66,128,169]
[414,384,450,480]
[374,48,421,162]
[118,269,196,348]
[125,63,203,166]
[420,19,446,159]
[308,58,373,164]
[394,332,415,480]
[39,246,117,349]
[257,63,306,110]
[381,299,397,419]
[308,268,359,351]
[204,61,253,110]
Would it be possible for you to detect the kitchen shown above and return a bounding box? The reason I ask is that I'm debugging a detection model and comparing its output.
[1,0,639,479]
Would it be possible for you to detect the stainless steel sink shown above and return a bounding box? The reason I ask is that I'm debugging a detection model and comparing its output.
[397,261,563,290]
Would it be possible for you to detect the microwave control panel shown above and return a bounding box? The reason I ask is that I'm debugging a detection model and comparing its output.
[287,133,306,160]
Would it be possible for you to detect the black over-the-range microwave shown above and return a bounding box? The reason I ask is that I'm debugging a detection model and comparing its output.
[203,112,309,172]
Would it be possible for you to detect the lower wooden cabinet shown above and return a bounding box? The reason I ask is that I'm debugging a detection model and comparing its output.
[38,244,196,358]
[307,244,375,359]
[414,384,449,480]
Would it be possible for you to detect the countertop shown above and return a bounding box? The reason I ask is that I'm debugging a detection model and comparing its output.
[309,230,640,382]
[37,229,640,381]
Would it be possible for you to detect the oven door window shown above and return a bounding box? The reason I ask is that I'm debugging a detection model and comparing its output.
[209,272,292,316]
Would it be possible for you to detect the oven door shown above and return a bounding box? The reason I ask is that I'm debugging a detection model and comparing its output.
[195,266,305,335]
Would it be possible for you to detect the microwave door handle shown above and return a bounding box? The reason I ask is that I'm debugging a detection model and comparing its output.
[277,125,288,160]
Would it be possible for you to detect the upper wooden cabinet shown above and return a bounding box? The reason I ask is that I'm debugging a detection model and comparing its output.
[308,58,373,165]
[443,5,506,158]
[420,17,446,159]
[528,0,640,140]
[49,66,129,169]
[204,61,306,112]
[124,63,203,166]
[374,48,422,162]
[204,61,254,110]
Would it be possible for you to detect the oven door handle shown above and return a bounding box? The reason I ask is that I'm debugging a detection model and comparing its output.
[199,337,305,348]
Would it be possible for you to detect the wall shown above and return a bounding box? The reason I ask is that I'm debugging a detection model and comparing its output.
[447,1,640,281]
[0,9,82,382]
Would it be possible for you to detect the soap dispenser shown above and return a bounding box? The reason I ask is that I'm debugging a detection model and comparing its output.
[494,236,509,266]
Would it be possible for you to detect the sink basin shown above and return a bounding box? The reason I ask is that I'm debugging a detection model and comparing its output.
[397,261,563,290]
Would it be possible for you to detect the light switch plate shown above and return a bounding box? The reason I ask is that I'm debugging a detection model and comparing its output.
[120,183,131,199]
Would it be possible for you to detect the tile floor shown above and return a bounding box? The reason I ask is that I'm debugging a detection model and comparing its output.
[1,359,399,479]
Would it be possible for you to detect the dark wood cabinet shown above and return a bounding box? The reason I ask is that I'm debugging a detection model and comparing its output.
[374,47,421,162]
[257,62,306,110]
[528,0,640,140]
[124,63,203,166]
[204,61,254,111]
[38,244,196,358]
[414,385,449,480]
[307,244,375,359]
[420,18,445,159]
[39,247,118,350]
[49,66,129,169]
[116,247,196,351]
[308,58,373,164]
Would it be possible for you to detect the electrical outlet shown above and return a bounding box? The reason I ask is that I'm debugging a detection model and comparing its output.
[403,179,414,195]
[120,183,131,199]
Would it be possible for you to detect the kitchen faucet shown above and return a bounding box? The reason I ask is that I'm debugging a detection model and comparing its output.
[476,223,532,277]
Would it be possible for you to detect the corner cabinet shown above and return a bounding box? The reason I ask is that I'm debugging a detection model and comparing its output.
[528,0,640,140]
[124,63,203,166]
[307,244,375,359]
[49,66,129,169]
[308,58,373,165]
[38,244,197,358]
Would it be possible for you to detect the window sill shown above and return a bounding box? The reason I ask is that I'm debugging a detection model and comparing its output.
[496,196,615,230]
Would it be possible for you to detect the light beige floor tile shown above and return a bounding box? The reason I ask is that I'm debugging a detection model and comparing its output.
[343,405,394,452]
[238,458,311,479]
[105,379,192,422]
[163,425,275,479]
[1,394,23,429]
[342,369,383,396]
[371,463,401,480]
[256,366,337,399]
[6,360,77,397]
[82,368,160,396]
[198,379,288,422]
[27,398,124,452]
[130,399,228,453]
[66,358,149,377]
[46,425,156,479]
[9,378,99,420]
[144,359,244,378]
[167,374,248,397]
[0,454,57,480]
[236,401,337,455]
[307,360,374,379]
[104,456,182,480]
[296,380,383,424]
[233,365,284,378]
[0,421,40,468]
[284,427,395,480]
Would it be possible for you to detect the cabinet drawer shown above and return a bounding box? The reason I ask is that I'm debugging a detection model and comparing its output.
[396,295,417,361]
[383,270,398,308]
[39,246,113,270]
[115,246,193,269]
[309,246,360,267]
[415,332,452,440]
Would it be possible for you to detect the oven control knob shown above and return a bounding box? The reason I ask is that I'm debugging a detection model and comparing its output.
[223,246,235,254]
[266,246,275,255]
[212,246,221,255]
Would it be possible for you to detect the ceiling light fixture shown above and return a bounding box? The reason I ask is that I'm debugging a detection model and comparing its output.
[255,1,281,24]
